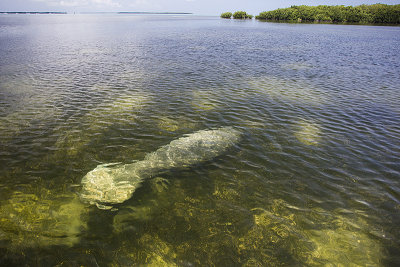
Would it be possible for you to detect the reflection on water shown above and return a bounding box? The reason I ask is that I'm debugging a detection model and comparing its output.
[1,15,400,265]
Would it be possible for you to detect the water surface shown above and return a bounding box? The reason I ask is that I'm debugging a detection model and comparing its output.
[1,14,400,266]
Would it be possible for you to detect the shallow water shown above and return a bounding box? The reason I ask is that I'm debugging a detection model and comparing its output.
[1,14,400,266]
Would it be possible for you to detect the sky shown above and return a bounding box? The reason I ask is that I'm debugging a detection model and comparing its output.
[0,0,399,15]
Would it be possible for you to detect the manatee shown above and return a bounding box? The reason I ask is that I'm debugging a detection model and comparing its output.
[80,127,241,207]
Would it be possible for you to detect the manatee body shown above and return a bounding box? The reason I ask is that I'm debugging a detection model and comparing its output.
[80,127,241,207]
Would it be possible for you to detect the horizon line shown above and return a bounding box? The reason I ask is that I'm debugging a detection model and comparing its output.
[0,11,194,15]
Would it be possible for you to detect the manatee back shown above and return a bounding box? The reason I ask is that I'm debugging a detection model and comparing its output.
[144,127,241,169]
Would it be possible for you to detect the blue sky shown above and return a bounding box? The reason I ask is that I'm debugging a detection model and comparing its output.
[0,0,399,15]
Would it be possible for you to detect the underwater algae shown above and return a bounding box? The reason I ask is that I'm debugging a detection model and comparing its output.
[80,127,242,207]
[151,184,383,267]
[0,151,382,266]
[111,176,235,265]
[158,117,181,132]
[248,76,327,105]
[54,92,150,156]
[112,233,178,266]
[0,165,379,265]
[191,90,221,111]
[236,200,383,266]
[281,62,313,71]
[112,177,171,235]
[0,80,63,144]
[157,116,197,133]
[0,188,88,248]
[303,209,383,266]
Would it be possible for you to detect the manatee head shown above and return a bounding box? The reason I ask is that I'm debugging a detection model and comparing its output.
[80,163,143,207]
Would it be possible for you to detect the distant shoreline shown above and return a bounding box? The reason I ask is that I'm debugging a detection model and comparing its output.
[0,12,193,15]
[118,12,192,14]
[0,12,67,14]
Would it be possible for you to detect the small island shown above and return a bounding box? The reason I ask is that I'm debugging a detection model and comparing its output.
[221,11,253,19]
[221,4,400,24]
[256,4,400,24]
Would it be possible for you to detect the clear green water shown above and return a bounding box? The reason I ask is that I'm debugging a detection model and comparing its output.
[0,15,399,266]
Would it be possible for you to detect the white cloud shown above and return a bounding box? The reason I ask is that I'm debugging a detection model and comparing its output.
[59,0,87,7]
[31,0,121,8]
[129,0,162,10]
[91,0,121,7]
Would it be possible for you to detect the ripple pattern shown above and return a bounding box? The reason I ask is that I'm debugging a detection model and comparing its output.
[0,15,400,266]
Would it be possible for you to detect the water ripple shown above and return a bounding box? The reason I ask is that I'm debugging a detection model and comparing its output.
[0,15,400,266]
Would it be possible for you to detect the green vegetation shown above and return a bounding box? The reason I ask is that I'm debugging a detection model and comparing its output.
[221,11,253,19]
[220,12,232,19]
[233,11,253,19]
[255,4,400,24]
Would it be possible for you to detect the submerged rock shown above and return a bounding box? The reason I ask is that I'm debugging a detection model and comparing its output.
[294,120,321,146]
[80,127,241,207]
